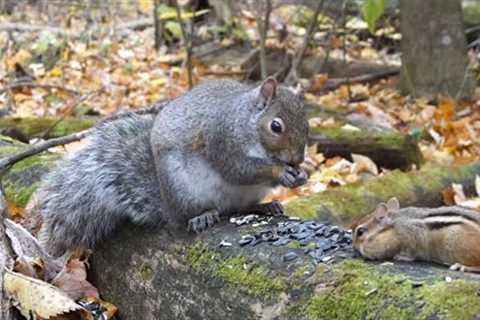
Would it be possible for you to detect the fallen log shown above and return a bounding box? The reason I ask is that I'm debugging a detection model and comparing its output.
[310,126,423,170]
[286,161,480,226]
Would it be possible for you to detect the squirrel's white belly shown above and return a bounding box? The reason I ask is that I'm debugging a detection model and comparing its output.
[184,157,270,213]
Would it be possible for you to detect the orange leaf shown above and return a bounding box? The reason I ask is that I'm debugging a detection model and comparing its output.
[435,96,456,122]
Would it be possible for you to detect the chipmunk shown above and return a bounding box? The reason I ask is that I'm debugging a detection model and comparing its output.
[352,197,480,273]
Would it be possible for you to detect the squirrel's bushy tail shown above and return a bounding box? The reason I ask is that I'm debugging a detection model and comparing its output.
[37,114,163,256]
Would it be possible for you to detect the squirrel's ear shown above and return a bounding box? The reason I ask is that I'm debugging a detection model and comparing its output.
[386,197,400,211]
[293,83,305,100]
[258,77,277,102]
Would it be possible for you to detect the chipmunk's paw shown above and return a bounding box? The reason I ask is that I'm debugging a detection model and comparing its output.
[188,210,220,233]
[449,263,480,273]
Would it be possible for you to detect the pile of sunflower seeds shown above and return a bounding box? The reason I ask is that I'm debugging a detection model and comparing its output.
[229,215,353,264]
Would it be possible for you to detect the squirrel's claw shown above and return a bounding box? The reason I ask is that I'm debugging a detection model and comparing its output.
[188,210,220,233]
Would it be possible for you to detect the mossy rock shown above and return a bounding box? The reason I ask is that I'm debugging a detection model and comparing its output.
[0,117,95,140]
[285,161,480,225]
[90,215,480,320]
[0,136,59,207]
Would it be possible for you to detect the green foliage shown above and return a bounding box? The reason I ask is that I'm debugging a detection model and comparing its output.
[362,0,385,33]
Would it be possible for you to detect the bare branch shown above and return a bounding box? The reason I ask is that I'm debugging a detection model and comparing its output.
[285,0,326,84]
[0,130,89,173]
[256,0,272,79]
[40,91,96,139]
[153,0,163,51]
[174,0,194,89]
[0,82,80,96]
[321,68,400,92]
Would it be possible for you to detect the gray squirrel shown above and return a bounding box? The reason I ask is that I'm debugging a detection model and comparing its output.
[37,77,309,256]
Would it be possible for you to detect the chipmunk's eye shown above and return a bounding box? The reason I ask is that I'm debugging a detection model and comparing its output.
[356,226,368,238]
[269,118,284,134]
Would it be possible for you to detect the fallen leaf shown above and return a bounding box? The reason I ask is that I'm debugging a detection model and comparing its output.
[452,183,467,204]
[52,255,99,300]
[351,153,379,175]
[4,270,83,319]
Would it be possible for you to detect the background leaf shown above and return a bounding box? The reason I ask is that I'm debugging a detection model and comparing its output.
[362,0,385,33]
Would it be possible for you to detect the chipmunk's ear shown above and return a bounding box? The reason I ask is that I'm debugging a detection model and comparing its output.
[257,77,277,105]
[374,203,393,226]
[386,197,400,211]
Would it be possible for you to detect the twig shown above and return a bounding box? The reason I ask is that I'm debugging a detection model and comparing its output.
[256,0,272,79]
[174,0,194,89]
[0,82,80,96]
[96,100,169,125]
[0,19,155,39]
[0,130,89,174]
[0,101,169,173]
[0,22,78,37]
[340,0,351,100]
[153,0,163,51]
[285,0,326,84]
[40,91,96,139]
[321,68,400,91]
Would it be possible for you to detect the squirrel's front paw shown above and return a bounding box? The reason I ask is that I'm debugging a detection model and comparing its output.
[279,166,308,188]
[188,210,220,233]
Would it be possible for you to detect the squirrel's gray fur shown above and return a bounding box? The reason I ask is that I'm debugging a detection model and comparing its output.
[38,78,308,256]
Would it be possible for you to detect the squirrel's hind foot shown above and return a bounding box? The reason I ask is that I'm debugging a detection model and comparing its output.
[188,210,220,233]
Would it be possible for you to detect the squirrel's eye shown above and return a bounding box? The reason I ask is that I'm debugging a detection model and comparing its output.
[356,226,368,238]
[270,118,284,134]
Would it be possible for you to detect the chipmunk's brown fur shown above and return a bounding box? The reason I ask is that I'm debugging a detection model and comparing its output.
[352,198,480,273]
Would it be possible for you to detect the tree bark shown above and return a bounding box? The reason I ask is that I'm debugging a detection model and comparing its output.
[399,0,475,100]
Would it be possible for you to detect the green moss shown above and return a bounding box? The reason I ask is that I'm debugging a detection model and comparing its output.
[4,181,39,207]
[310,127,405,146]
[0,143,59,207]
[0,117,95,138]
[303,260,480,320]
[286,162,480,226]
[464,2,480,24]
[419,280,480,319]
[10,152,58,173]
[185,242,287,297]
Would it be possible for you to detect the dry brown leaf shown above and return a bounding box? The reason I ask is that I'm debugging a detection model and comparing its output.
[351,154,379,176]
[52,256,99,300]
[441,186,456,206]
[475,175,480,197]
[4,270,83,319]
[452,183,467,204]
[79,297,118,320]
[7,200,25,220]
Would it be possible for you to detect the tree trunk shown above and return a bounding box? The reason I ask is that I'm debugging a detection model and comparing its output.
[399,0,474,100]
